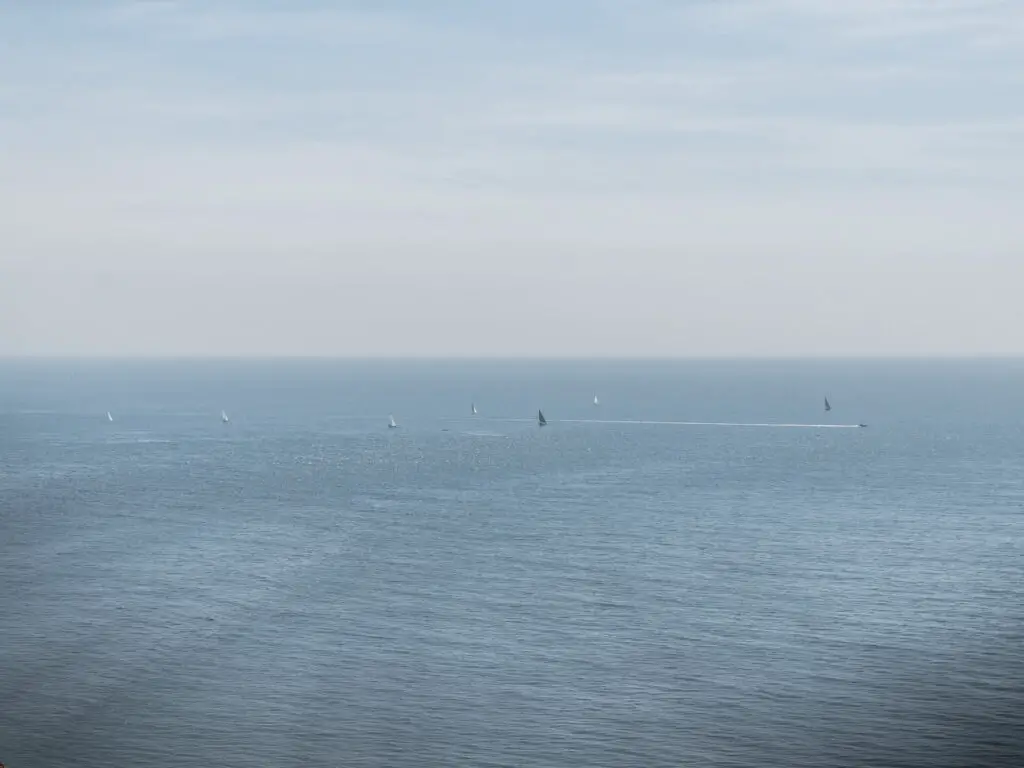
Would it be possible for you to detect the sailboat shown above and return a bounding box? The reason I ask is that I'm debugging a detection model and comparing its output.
[471,403,478,416]
[221,410,229,423]
[106,411,114,422]
[593,394,599,406]
[538,410,547,427]
[824,396,831,413]
[388,414,398,429]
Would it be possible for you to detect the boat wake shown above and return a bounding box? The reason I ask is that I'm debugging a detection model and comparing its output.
[561,419,864,429]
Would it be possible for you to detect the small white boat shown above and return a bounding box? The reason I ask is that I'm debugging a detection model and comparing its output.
[388,414,398,429]
[221,410,230,423]
[471,403,478,416]
[593,394,599,406]
[107,411,114,422]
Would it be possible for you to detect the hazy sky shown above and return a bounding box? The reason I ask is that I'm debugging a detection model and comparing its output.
[3,0,1023,357]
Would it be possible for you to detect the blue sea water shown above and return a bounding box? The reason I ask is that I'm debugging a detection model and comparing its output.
[1,359,1023,767]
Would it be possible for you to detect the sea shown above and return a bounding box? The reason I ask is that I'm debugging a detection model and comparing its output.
[1,359,1022,767]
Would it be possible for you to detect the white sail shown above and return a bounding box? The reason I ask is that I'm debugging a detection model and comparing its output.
[593,394,599,406]
[221,410,229,423]
[389,414,398,428]
[107,411,113,422]
[472,403,477,415]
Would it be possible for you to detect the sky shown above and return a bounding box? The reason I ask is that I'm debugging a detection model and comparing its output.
[2,0,1023,357]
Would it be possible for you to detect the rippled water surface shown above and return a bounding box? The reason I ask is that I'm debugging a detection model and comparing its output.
[2,359,1023,766]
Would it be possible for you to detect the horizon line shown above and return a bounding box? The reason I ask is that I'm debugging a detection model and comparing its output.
[3,354,1024,363]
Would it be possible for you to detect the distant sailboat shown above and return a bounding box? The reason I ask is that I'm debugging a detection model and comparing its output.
[593,394,600,406]
[221,410,229,423]
[388,414,398,429]
[106,411,114,422]
[824,397,832,413]
[471,403,478,416]
[538,410,547,427]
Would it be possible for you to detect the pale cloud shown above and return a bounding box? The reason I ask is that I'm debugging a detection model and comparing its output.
[101,2,424,42]
[680,0,1024,44]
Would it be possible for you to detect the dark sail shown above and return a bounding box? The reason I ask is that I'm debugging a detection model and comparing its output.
[538,410,547,426]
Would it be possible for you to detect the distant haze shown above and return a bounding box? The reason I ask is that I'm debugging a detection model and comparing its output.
[2,1,1023,357]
